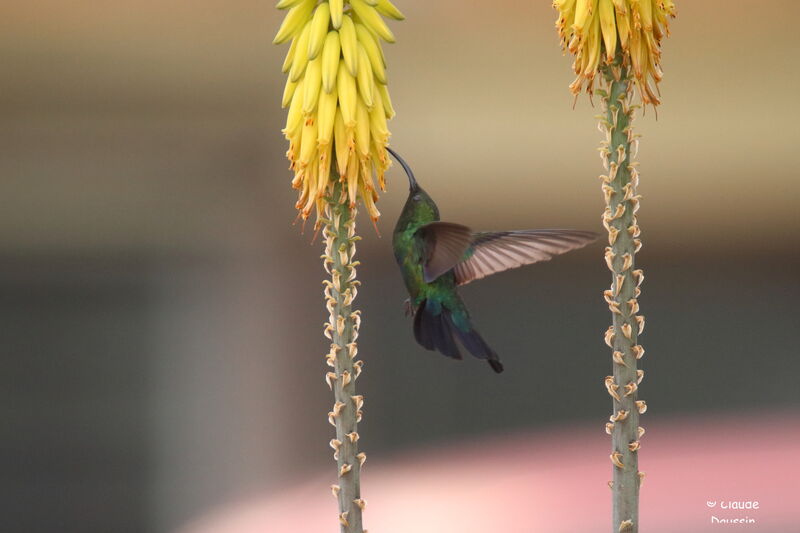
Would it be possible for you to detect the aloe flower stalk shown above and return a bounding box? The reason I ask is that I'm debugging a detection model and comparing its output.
[273,1,403,531]
[553,1,675,532]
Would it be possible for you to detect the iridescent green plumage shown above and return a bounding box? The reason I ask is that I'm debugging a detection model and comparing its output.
[388,148,597,373]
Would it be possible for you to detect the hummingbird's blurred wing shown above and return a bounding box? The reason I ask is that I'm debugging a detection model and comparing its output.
[417,222,472,283]
[453,230,597,286]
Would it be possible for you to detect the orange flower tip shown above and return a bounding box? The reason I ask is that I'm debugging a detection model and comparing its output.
[310,224,322,244]
[370,217,381,237]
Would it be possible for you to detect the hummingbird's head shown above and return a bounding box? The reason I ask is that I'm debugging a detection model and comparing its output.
[387,147,440,224]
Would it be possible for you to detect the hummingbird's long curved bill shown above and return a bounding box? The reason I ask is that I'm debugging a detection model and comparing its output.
[386,147,418,191]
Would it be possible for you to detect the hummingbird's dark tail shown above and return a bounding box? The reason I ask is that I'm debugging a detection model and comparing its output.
[413,299,504,373]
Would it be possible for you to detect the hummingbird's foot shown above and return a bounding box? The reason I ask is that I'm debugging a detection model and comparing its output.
[403,299,416,318]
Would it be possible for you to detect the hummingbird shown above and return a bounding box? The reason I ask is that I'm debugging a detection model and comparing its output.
[388,147,598,373]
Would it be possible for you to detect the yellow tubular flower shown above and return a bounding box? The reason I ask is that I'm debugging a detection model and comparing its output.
[275,0,403,226]
[554,0,675,105]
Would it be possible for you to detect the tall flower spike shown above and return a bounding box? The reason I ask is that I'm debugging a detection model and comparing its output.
[274,3,403,533]
[553,3,675,533]
[554,0,676,106]
[277,0,403,227]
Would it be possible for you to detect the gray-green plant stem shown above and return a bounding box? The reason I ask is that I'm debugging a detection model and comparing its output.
[598,56,647,533]
[322,179,365,533]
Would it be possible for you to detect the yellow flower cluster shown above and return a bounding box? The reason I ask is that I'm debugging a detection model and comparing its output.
[274,0,403,226]
[554,0,676,105]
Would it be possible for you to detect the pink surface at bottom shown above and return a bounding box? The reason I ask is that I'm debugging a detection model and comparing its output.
[182,412,800,533]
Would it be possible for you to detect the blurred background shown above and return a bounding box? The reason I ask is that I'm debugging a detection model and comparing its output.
[2,1,799,532]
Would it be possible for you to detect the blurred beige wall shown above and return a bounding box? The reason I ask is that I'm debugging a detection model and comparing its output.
[2,1,798,255]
